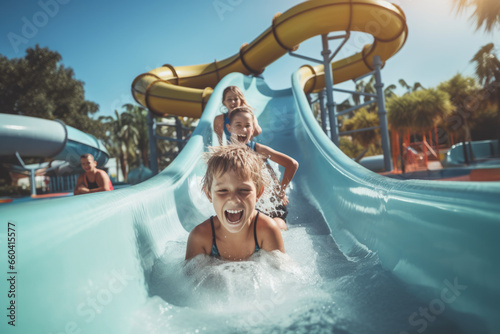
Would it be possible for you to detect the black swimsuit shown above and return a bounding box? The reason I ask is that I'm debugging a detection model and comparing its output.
[210,212,261,257]
[84,175,99,189]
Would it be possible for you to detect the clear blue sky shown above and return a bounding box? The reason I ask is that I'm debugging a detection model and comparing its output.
[0,0,497,118]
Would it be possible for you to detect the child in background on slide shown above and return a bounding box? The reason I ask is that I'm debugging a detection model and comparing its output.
[185,145,285,261]
[74,154,114,195]
[213,86,262,145]
[226,107,299,231]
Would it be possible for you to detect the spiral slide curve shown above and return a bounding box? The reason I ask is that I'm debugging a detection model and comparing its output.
[132,0,408,118]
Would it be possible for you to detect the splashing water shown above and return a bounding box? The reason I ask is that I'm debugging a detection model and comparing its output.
[256,161,289,218]
[131,222,466,334]
[131,176,467,334]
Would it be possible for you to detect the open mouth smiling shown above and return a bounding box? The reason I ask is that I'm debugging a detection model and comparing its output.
[237,134,247,143]
[225,209,243,224]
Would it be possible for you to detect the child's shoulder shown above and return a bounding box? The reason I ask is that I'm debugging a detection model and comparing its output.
[189,218,213,237]
[255,211,285,252]
[96,169,109,177]
[186,218,214,253]
[186,218,215,259]
[256,212,281,234]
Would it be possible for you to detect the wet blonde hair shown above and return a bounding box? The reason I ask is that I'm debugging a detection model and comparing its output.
[202,144,267,193]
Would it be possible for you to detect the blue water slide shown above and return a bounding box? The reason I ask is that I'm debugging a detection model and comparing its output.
[0,114,110,167]
[1,73,499,334]
[445,140,500,167]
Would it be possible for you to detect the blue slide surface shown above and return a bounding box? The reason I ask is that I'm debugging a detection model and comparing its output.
[1,73,499,333]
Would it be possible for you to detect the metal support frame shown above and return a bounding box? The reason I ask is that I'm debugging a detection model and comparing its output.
[289,32,350,145]
[373,55,393,172]
[14,152,37,196]
[147,112,193,175]
[289,33,393,172]
[322,34,340,145]
[147,112,159,175]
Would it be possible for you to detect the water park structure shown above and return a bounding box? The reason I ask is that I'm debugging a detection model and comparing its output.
[1,0,499,333]
[0,113,110,198]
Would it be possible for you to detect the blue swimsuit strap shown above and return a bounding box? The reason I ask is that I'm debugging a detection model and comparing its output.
[223,113,231,141]
[210,216,220,257]
[253,212,261,251]
[210,212,260,257]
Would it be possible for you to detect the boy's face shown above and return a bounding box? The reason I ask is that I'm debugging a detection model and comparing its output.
[80,156,97,173]
[223,91,242,111]
[227,112,254,144]
[205,168,262,234]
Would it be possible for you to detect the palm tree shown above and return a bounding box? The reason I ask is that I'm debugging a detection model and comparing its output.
[452,0,500,32]
[387,89,454,170]
[122,103,150,168]
[437,74,480,143]
[470,43,500,145]
[398,79,424,95]
[411,89,454,133]
[101,109,139,182]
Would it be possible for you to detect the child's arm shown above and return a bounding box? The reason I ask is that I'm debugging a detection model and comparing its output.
[252,115,262,138]
[87,171,112,193]
[185,221,211,260]
[213,114,225,145]
[255,143,299,198]
[73,175,88,195]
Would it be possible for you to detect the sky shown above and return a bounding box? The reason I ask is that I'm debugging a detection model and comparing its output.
[0,0,498,119]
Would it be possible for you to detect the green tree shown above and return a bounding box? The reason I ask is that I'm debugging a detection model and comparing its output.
[387,93,416,134]
[341,108,381,161]
[122,104,150,168]
[452,0,500,32]
[100,109,139,182]
[398,79,424,94]
[387,89,453,170]
[0,45,103,137]
[470,43,500,144]
[388,89,453,134]
[438,74,480,142]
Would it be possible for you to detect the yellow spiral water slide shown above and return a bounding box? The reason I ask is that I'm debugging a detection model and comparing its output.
[131,0,408,118]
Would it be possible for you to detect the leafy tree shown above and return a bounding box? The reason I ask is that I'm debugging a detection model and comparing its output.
[122,104,150,168]
[438,74,481,142]
[470,43,500,144]
[387,89,453,170]
[341,108,381,161]
[387,89,453,134]
[452,0,500,32]
[100,109,138,182]
[411,89,454,133]
[339,137,364,159]
[0,45,103,137]
[398,79,424,95]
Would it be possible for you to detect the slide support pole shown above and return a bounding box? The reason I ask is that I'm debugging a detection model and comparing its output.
[373,55,393,172]
[147,112,159,175]
[321,34,339,145]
